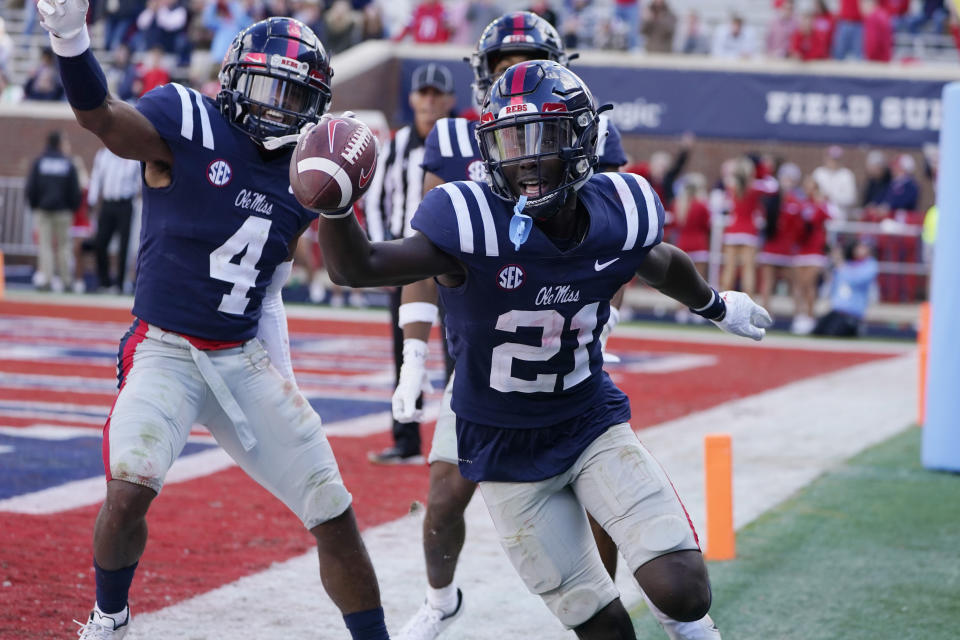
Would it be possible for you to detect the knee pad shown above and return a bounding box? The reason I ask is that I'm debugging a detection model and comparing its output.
[301,478,353,529]
[501,533,562,594]
[632,514,691,553]
[552,586,603,628]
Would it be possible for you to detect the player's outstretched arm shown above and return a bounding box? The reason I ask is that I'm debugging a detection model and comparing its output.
[637,243,772,341]
[316,213,461,288]
[38,0,171,165]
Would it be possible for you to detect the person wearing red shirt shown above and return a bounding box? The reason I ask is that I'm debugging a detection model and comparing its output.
[758,163,803,312]
[672,174,712,278]
[863,0,893,61]
[394,0,451,44]
[811,1,836,56]
[792,176,833,334]
[137,46,170,96]
[832,0,863,59]
[719,157,778,297]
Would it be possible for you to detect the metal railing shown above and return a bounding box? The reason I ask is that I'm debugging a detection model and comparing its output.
[0,177,35,256]
[704,213,929,303]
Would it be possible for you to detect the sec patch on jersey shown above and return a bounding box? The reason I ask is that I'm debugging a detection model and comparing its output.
[289,114,378,212]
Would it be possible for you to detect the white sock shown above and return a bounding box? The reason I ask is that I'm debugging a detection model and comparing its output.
[425,583,458,614]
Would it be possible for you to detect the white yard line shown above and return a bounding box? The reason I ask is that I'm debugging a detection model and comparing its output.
[126,353,916,639]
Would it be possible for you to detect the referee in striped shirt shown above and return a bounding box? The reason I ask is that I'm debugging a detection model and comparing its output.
[87,146,141,292]
[364,63,456,465]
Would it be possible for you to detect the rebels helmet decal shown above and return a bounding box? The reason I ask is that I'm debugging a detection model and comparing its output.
[217,17,333,147]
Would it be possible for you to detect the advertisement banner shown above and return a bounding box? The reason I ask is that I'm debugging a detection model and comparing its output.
[399,59,947,148]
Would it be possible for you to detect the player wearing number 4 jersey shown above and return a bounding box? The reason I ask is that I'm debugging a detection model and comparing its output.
[37,3,390,638]
[315,60,771,640]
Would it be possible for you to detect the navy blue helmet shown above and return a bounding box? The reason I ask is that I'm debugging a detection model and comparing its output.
[477,60,600,220]
[218,17,333,146]
[469,12,567,106]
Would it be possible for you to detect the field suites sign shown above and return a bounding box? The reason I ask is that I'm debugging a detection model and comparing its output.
[401,58,950,148]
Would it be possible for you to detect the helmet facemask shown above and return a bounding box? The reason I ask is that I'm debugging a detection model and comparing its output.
[217,18,332,149]
[478,101,600,221]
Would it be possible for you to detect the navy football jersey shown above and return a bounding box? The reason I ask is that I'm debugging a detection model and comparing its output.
[411,172,664,481]
[421,114,626,184]
[133,83,316,342]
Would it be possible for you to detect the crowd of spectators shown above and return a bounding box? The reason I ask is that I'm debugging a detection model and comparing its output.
[2,0,960,106]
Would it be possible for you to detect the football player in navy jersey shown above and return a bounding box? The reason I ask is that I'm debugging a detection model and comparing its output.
[37,2,390,638]
[390,13,691,640]
[316,60,771,640]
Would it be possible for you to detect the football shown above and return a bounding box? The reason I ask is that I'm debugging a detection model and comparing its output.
[289,113,378,213]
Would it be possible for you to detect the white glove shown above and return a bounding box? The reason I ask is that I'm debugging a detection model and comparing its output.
[392,339,433,423]
[712,291,773,341]
[37,0,89,39]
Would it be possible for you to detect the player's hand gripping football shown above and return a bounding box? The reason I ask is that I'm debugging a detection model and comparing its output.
[712,291,773,341]
[36,0,88,39]
[392,339,433,423]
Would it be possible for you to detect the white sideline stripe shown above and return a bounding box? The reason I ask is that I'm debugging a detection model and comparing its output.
[0,445,232,514]
[190,88,214,150]
[124,355,915,640]
[455,117,473,156]
[436,118,453,156]
[439,183,474,254]
[605,172,639,251]
[172,83,193,142]
[464,180,498,257]
[620,353,717,374]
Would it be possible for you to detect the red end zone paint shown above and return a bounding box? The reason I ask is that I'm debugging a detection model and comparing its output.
[0,300,901,636]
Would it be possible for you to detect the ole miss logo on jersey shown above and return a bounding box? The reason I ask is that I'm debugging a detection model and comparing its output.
[497,264,525,290]
[207,160,233,187]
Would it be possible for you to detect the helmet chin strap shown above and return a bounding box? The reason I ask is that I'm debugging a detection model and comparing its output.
[261,133,300,150]
[261,121,318,151]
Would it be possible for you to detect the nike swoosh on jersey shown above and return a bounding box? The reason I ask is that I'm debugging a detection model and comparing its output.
[594,258,620,271]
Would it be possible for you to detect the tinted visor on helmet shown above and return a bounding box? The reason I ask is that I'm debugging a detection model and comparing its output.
[242,72,315,126]
[482,119,569,164]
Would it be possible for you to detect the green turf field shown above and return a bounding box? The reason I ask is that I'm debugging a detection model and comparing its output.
[630,427,960,640]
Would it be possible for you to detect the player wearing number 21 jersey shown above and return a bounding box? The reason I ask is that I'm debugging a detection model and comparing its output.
[41,10,390,639]
[316,60,772,638]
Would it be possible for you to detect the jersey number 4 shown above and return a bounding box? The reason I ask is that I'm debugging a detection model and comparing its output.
[210,216,272,315]
[490,302,600,393]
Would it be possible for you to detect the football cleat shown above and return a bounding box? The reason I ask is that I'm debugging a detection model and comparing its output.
[74,606,129,639]
[659,613,722,640]
[397,589,464,640]
[368,447,425,466]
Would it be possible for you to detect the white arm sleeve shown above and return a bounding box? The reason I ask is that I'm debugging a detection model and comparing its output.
[257,260,295,382]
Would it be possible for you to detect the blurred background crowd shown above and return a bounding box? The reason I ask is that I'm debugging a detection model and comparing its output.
[1,0,960,102]
[0,0,949,337]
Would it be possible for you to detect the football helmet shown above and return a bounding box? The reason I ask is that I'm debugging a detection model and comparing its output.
[469,12,568,106]
[476,60,600,220]
[218,17,333,147]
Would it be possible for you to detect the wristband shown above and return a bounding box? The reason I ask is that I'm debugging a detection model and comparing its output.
[49,25,90,57]
[691,288,726,321]
[398,302,439,328]
[319,206,353,219]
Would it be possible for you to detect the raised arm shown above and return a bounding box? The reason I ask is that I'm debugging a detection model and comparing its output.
[38,0,172,165]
